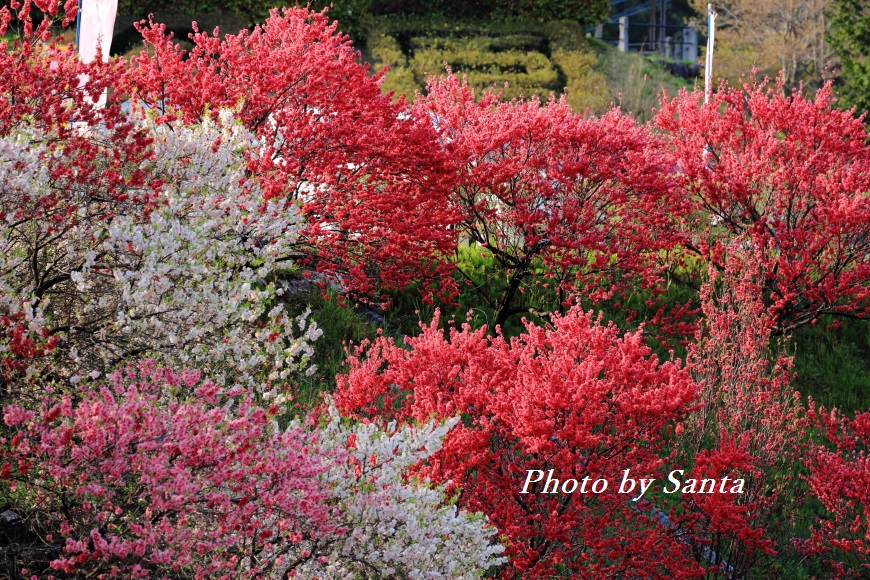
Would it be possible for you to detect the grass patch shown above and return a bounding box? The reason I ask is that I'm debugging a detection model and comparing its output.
[790,317,870,413]
[586,36,695,122]
[282,286,380,406]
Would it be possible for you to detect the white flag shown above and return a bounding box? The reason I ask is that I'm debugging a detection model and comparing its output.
[77,0,118,108]
[78,0,118,64]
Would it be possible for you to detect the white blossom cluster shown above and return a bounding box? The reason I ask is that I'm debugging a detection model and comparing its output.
[0,132,54,380]
[0,112,320,391]
[277,404,507,578]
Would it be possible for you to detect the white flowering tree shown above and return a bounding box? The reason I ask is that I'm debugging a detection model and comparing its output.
[278,404,507,578]
[0,111,320,397]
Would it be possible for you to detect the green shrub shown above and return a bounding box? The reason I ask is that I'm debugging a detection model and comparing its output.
[282,287,379,403]
[360,16,688,117]
[550,49,609,112]
[367,29,418,99]
[410,44,560,96]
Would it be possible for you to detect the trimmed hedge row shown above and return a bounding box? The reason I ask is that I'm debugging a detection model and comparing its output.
[366,17,611,110]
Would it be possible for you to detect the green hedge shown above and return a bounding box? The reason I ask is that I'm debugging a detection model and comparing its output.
[364,17,613,109]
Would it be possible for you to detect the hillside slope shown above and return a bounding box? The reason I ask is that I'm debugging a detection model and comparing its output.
[361,16,696,121]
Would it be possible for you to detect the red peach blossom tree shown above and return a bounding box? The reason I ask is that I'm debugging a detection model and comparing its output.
[415,75,682,329]
[335,307,703,578]
[655,76,870,332]
[668,249,810,576]
[121,7,461,305]
[798,406,870,578]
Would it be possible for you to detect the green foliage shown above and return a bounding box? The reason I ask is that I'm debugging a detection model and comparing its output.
[588,37,694,122]
[828,0,870,115]
[367,27,418,99]
[361,16,693,119]
[494,0,610,24]
[283,286,379,404]
[411,42,560,100]
[368,0,609,26]
[790,318,870,412]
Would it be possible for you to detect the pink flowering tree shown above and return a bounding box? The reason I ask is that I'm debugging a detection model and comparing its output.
[666,249,810,576]
[0,361,505,578]
[1,361,336,578]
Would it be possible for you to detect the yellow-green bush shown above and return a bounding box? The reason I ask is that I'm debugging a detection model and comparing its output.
[550,49,609,112]
[367,29,418,100]
[409,37,559,99]
[359,17,688,115]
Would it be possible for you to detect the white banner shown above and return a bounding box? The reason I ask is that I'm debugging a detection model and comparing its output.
[77,0,118,108]
[78,0,118,64]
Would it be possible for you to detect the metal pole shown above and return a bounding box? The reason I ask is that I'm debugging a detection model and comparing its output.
[75,0,82,48]
[661,0,667,45]
[705,4,716,104]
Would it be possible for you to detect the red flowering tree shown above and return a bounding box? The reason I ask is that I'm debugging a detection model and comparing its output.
[121,7,460,304]
[655,77,870,332]
[798,406,870,578]
[415,75,681,329]
[335,307,703,577]
[667,249,810,576]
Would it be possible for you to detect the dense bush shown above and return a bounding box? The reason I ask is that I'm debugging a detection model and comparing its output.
[335,307,703,577]
[654,75,870,333]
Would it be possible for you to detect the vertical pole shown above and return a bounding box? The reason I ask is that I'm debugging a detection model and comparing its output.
[705,4,717,104]
[75,0,82,48]
[682,25,697,62]
[595,24,603,40]
[703,5,717,165]
[618,16,628,52]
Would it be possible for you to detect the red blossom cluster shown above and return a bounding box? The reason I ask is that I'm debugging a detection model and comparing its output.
[121,7,461,304]
[799,406,870,578]
[414,75,679,328]
[335,308,703,577]
[655,76,870,332]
